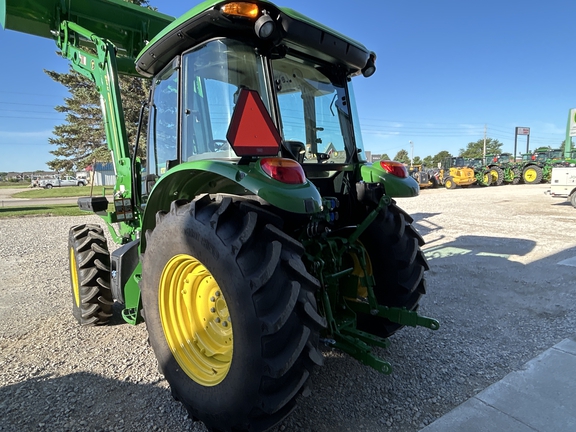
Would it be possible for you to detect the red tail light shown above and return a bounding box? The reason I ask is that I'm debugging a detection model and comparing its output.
[260,158,306,184]
[379,161,408,178]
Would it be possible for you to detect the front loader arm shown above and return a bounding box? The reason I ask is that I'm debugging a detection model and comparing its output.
[58,20,139,238]
[1,0,175,241]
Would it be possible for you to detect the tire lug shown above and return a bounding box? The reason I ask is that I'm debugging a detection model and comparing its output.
[215,317,221,323]
[210,307,216,313]
[215,291,221,297]
[210,296,216,302]
[222,321,228,327]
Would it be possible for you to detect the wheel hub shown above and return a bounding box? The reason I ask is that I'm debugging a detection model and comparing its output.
[525,168,536,181]
[69,247,80,308]
[159,254,233,386]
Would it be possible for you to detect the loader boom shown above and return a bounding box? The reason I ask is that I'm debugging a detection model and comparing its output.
[1,0,174,239]
[1,0,173,75]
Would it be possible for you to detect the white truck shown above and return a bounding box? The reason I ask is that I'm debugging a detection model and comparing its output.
[39,175,87,189]
[548,167,576,208]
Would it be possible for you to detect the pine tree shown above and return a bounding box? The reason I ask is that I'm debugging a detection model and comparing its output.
[45,0,151,172]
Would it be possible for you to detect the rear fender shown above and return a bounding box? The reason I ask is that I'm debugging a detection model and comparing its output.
[140,160,322,250]
[360,163,419,197]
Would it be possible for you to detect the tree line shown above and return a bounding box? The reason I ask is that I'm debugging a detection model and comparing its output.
[383,138,505,167]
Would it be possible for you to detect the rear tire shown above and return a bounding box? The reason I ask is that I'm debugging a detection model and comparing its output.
[140,195,325,432]
[68,224,113,325]
[570,193,576,208]
[522,165,543,184]
[511,167,521,184]
[356,202,429,338]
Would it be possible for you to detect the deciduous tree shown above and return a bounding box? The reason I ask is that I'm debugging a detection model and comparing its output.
[393,149,410,164]
[459,138,503,159]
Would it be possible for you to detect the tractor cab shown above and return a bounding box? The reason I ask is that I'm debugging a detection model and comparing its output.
[139,1,385,212]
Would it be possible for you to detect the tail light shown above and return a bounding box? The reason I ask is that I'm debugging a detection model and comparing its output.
[260,158,306,184]
[379,161,408,178]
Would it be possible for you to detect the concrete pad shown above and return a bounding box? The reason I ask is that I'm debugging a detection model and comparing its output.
[420,398,535,432]
[558,256,576,267]
[554,337,576,355]
[421,338,576,432]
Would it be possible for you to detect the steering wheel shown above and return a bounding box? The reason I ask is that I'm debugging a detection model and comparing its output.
[209,139,230,152]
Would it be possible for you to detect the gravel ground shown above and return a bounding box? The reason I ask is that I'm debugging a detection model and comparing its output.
[1,183,575,432]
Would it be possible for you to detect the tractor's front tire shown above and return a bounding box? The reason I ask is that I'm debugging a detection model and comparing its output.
[140,195,324,432]
[444,176,456,189]
[481,172,492,186]
[68,224,113,325]
[356,202,429,338]
[489,167,504,186]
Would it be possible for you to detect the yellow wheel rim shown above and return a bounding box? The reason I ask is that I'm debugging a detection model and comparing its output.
[159,254,233,386]
[524,168,536,182]
[483,173,490,184]
[445,180,452,188]
[70,247,80,307]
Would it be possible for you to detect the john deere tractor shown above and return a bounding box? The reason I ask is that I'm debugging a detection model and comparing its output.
[1,1,439,430]
[486,153,521,185]
[519,148,551,184]
[464,158,492,186]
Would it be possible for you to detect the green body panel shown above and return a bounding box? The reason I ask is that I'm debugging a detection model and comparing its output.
[140,160,323,248]
[0,0,173,76]
[360,163,420,197]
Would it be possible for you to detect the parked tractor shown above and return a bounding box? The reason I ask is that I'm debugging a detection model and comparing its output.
[438,157,476,189]
[519,148,551,184]
[464,158,492,186]
[2,1,438,431]
[486,153,521,185]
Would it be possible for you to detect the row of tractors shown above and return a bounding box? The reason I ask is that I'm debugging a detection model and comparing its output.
[410,147,576,190]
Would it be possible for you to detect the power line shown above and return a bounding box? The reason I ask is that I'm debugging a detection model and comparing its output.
[0,101,61,108]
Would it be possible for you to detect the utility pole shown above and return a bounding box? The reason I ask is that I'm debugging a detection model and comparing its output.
[409,140,413,166]
[483,124,487,160]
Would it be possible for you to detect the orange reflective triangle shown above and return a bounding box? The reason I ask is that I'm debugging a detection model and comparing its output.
[226,89,281,157]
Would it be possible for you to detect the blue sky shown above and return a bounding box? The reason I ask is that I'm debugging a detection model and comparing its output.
[0,0,574,172]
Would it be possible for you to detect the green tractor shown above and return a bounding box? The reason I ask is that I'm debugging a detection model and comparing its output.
[2,0,438,431]
[519,147,552,184]
[464,157,492,186]
[486,153,521,185]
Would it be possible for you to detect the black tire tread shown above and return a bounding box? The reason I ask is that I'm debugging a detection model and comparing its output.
[68,224,113,326]
[356,202,428,337]
[141,195,325,432]
[522,165,543,184]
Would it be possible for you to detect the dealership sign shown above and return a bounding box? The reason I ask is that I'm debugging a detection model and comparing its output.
[516,127,530,135]
[570,109,576,137]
